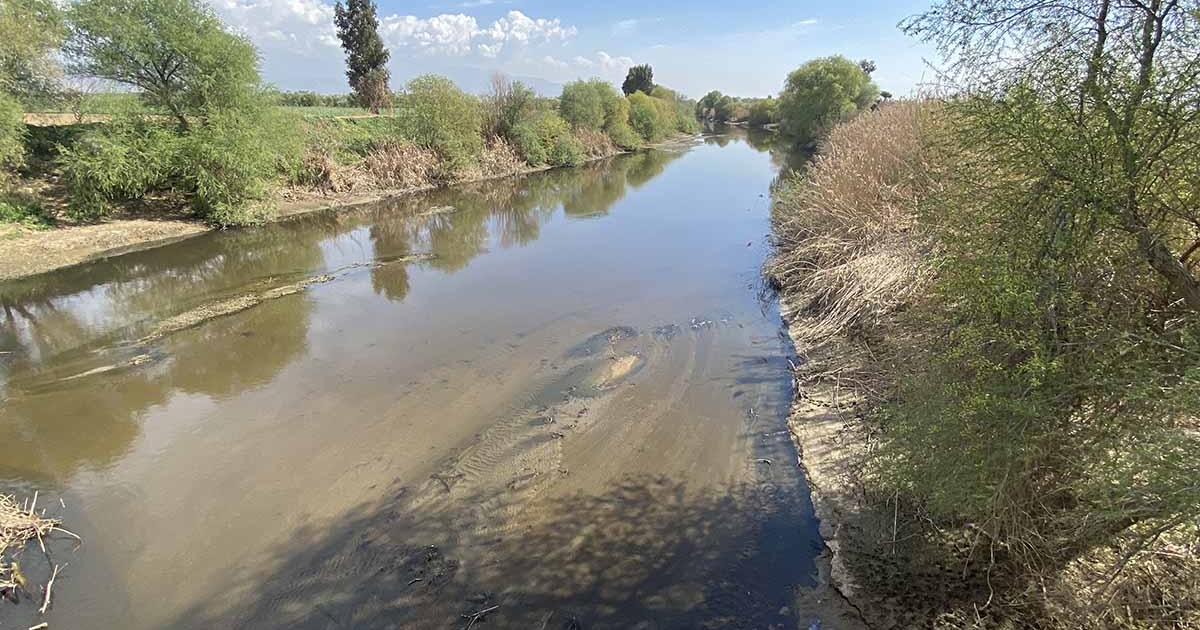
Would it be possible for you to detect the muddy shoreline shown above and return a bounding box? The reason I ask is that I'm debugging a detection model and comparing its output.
[0,136,698,282]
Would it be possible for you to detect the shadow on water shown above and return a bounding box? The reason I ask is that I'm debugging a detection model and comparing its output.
[168,472,818,630]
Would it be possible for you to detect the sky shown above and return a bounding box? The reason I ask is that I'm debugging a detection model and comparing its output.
[209,0,941,98]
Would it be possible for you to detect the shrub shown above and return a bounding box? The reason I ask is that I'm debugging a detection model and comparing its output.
[483,74,537,140]
[57,115,181,219]
[627,92,665,142]
[0,93,23,172]
[778,55,879,145]
[0,189,52,228]
[601,92,639,149]
[574,128,617,158]
[179,105,300,225]
[747,98,777,127]
[559,79,619,131]
[402,74,483,178]
[510,111,580,167]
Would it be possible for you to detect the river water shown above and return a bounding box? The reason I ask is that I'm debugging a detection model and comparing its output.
[0,129,820,629]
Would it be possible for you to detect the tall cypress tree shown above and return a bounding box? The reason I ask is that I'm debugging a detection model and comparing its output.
[334,0,390,112]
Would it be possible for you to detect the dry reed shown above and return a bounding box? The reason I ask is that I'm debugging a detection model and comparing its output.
[766,101,941,342]
[0,493,64,593]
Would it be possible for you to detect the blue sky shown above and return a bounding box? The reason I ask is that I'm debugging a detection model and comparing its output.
[210,0,940,97]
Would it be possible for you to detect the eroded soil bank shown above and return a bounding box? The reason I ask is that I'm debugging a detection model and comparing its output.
[0,129,843,629]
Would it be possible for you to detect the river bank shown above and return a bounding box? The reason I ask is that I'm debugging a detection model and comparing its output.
[0,135,697,282]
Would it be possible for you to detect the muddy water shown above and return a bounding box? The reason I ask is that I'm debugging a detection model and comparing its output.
[0,129,818,629]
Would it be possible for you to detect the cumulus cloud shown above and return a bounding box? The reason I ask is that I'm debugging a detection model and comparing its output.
[211,2,576,60]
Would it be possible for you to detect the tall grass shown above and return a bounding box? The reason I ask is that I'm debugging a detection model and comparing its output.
[767,101,938,341]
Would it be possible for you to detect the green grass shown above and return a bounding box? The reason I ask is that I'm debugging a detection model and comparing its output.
[276,105,374,118]
[0,190,54,230]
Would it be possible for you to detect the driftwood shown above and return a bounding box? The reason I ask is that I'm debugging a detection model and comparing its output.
[461,604,500,630]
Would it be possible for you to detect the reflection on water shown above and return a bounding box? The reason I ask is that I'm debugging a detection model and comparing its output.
[0,130,816,630]
[0,149,687,482]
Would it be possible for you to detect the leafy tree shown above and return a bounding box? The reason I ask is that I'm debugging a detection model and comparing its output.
[65,0,260,129]
[559,79,607,130]
[401,75,483,177]
[777,55,878,145]
[483,73,536,139]
[747,98,777,127]
[334,0,391,113]
[858,59,876,75]
[0,0,65,103]
[621,64,654,96]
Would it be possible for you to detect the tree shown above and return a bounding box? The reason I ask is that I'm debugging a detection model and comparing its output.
[903,0,1200,310]
[858,59,876,75]
[334,0,391,113]
[403,75,483,176]
[747,98,777,127]
[483,72,536,139]
[776,55,878,145]
[0,0,64,103]
[560,79,622,131]
[621,64,654,96]
[65,0,260,129]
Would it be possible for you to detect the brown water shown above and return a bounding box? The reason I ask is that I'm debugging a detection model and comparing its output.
[0,129,820,629]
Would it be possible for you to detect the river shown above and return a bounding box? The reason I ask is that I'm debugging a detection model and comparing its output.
[0,128,820,629]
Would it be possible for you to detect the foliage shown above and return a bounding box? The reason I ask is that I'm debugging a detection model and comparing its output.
[777,55,879,145]
[622,64,654,96]
[0,94,24,171]
[627,92,666,141]
[334,0,391,113]
[57,115,182,219]
[65,0,261,129]
[401,75,484,178]
[510,111,583,167]
[601,95,639,150]
[747,98,777,127]
[179,105,301,225]
[483,73,537,140]
[559,79,613,130]
[0,0,65,103]
[0,189,52,229]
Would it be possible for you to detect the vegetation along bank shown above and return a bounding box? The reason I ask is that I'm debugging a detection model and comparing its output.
[761,2,1199,629]
[0,0,699,280]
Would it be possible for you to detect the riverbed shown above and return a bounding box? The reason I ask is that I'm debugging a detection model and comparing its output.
[0,129,820,629]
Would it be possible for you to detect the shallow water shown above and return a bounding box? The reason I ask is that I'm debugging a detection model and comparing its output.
[0,129,818,629]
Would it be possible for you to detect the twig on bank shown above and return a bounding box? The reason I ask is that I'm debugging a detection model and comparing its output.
[407,577,423,586]
[29,623,49,630]
[39,563,61,614]
[461,604,500,630]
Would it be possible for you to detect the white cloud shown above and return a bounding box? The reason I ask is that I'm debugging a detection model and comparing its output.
[792,19,819,27]
[459,0,494,6]
[595,51,635,73]
[541,55,569,69]
[571,55,594,68]
[211,2,576,60]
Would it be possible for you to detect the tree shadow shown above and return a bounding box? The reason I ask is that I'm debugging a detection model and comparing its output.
[168,472,820,630]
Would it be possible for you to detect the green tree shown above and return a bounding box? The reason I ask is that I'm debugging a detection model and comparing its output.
[483,73,536,139]
[402,75,483,177]
[776,55,879,145]
[559,79,607,130]
[65,0,260,129]
[334,0,390,113]
[0,0,64,103]
[621,64,654,96]
[747,98,776,127]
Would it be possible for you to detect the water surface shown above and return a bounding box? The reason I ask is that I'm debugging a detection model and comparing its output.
[0,129,819,629]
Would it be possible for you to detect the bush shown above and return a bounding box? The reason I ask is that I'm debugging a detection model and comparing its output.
[510,111,581,167]
[0,189,52,228]
[57,115,181,219]
[179,106,298,225]
[0,93,24,172]
[747,98,777,127]
[559,79,621,131]
[778,56,879,146]
[402,74,483,178]
[627,92,664,142]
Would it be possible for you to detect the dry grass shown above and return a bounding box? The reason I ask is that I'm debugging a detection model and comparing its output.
[0,494,64,593]
[474,137,526,179]
[575,128,618,159]
[362,140,440,190]
[766,101,942,342]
